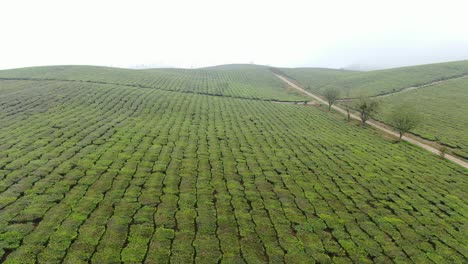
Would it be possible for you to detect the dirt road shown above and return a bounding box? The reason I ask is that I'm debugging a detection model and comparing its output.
[275,74,468,169]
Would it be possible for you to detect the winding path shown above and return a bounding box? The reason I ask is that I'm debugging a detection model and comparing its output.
[275,74,468,169]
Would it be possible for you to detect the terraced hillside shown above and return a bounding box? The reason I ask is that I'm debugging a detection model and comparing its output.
[375,77,468,158]
[280,61,468,161]
[0,65,306,102]
[0,67,467,263]
[281,60,468,97]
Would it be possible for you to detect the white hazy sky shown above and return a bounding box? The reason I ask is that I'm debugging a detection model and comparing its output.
[1,0,468,70]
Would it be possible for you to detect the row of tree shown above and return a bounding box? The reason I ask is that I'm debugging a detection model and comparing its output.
[323,88,421,142]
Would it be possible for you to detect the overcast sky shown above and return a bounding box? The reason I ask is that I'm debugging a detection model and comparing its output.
[1,0,468,70]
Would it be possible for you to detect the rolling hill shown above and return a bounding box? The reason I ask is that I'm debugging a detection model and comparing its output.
[0,65,467,263]
[279,60,468,160]
[0,65,306,102]
[375,77,468,158]
[280,60,468,97]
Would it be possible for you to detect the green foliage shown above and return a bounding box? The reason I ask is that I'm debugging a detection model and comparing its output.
[323,87,340,110]
[281,60,468,97]
[0,64,307,102]
[283,61,468,157]
[0,67,466,263]
[439,146,449,158]
[355,97,380,125]
[388,105,422,141]
[376,77,468,157]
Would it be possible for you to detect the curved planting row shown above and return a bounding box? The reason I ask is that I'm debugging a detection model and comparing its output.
[0,66,306,102]
[0,80,466,263]
[280,60,468,97]
[375,77,468,158]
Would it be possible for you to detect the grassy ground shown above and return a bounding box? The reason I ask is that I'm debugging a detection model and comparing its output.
[0,68,466,263]
[375,77,468,159]
[281,60,468,98]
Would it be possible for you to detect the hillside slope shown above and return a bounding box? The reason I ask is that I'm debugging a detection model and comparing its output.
[375,77,468,158]
[280,60,468,160]
[0,65,306,102]
[281,60,468,97]
[0,70,467,263]
[278,67,357,93]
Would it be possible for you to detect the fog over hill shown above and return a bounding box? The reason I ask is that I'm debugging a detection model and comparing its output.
[1,0,467,70]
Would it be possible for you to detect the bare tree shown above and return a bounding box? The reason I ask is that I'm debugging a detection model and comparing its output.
[389,106,422,142]
[323,88,340,111]
[355,97,379,126]
[344,91,351,122]
[344,103,351,122]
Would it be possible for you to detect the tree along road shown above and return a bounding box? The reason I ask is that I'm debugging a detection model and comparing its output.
[275,74,468,169]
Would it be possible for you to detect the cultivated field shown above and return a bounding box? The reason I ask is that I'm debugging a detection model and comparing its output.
[375,77,468,159]
[280,61,468,161]
[281,60,468,97]
[273,68,356,95]
[0,65,306,102]
[0,66,467,263]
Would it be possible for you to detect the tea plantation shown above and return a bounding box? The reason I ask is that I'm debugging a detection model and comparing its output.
[375,77,468,159]
[0,66,467,263]
[280,60,468,162]
[0,65,306,102]
[281,60,468,97]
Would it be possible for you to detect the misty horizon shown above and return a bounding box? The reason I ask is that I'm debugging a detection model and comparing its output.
[1,0,468,71]
[3,57,468,72]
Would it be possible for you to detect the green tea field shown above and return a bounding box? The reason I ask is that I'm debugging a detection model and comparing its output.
[0,65,306,102]
[280,60,468,98]
[280,61,468,161]
[0,66,467,263]
[375,77,468,159]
